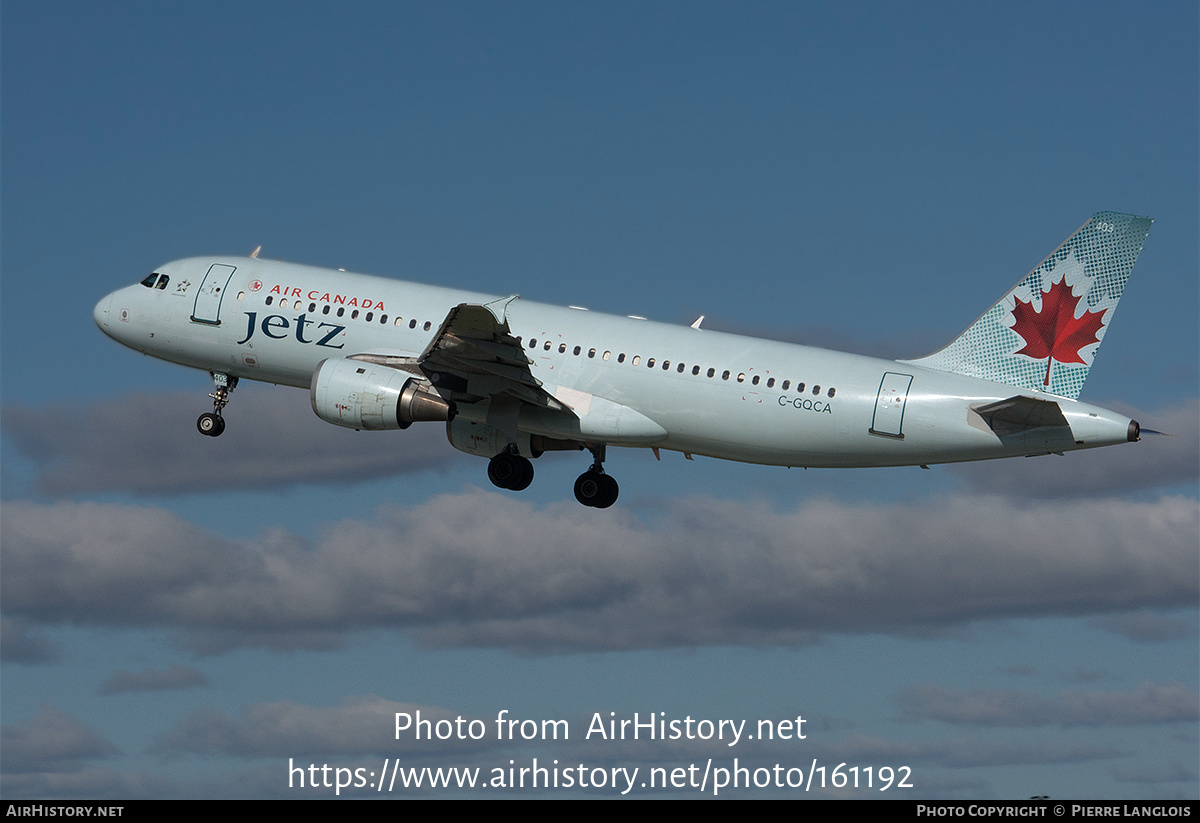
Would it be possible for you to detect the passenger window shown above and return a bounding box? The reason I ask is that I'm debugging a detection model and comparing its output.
[309,303,317,313]
[544,341,552,351]
[722,370,730,380]
[409,319,417,329]
[782,380,790,390]
[352,310,359,319]
[423,321,431,331]
[265,296,274,306]
[574,346,581,356]
[380,315,388,324]
[692,365,699,375]
[588,348,596,358]
[395,318,404,326]
[559,343,567,353]
[662,361,670,370]
[632,355,641,365]
[812,385,820,395]
[752,375,760,385]
[677,363,685,373]
[323,305,331,315]
[366,312,374,322]
[337,307,345,317]
[603,351,611,361]
[737,373,745,383]
[707,368,715,378]
[827,387,836,398]
[767,378,775,388]
[529,339,538,348]
[618,353,625,363]
[647,358,655,368]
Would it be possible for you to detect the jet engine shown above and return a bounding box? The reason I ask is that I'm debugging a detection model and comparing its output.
[310,358,453,430]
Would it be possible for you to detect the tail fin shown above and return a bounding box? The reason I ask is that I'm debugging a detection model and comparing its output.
[903,212,1152,399]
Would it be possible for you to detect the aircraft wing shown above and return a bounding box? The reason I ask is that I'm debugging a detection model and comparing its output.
[351,297,568,411]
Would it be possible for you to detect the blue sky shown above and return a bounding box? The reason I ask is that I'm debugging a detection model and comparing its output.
[2,1,1196,798]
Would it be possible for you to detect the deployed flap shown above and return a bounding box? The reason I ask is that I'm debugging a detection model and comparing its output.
[971,395,1069,437]
[358,300,566,411]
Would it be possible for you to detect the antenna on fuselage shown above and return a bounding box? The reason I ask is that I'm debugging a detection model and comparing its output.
[691,315,705,329]
[249,245,262,259]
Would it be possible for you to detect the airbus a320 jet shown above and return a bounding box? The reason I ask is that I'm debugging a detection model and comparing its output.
[94,212,1152,508]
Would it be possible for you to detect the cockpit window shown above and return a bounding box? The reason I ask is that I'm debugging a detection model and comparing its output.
[155,275,169,290]
[141,273,160,288]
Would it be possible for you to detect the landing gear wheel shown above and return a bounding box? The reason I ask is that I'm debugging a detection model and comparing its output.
[509,457,535,491]
[574,471,618,508]
[197,412,225,437]
[488,452,534,491]
[198,373,237,438]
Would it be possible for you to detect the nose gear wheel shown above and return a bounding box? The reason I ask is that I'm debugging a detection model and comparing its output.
[196,373,237,437]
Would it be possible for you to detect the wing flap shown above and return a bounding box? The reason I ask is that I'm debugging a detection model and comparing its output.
[357,299,566,411]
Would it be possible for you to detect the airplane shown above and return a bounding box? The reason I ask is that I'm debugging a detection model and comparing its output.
[93,212,1152,508]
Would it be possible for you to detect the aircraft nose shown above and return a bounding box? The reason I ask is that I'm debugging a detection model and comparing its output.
[93,294,113,331]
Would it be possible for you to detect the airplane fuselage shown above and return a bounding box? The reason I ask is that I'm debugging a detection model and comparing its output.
[94,254,1137,480]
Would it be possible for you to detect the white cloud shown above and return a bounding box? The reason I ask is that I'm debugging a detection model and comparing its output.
[155,697,492,757]
[98,664,210,695]
[896,682,1199,727]
[3,491,1195,653]
[1,617,57,663]
[3,389,464,496]
[1,705,119,774]
[1090,611,1198,643]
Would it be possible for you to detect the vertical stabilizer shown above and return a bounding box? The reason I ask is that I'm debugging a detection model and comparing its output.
[903,212,1152,399]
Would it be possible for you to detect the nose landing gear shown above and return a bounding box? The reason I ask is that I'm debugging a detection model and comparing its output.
[197,373,237,437]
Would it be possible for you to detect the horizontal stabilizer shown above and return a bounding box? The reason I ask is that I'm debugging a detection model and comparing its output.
[972,395,1068,437]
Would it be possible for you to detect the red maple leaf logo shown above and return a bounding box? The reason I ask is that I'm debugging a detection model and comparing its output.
[1010,277,1107,387]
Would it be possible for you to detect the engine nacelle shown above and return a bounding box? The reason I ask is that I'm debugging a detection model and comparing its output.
[310,358,453,430]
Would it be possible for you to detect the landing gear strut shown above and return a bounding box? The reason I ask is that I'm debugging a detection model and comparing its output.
[574,444,618,508]
[488,448,534,491]
[197,373,237,437]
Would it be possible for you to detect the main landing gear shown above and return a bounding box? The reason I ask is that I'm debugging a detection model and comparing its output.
[487,448,534,491]
[574,444,618,509]
[487,442,620,507]
[197,373,237,437]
